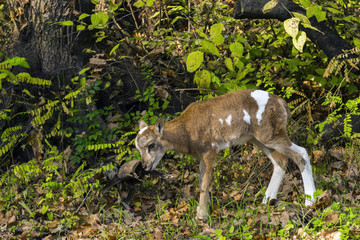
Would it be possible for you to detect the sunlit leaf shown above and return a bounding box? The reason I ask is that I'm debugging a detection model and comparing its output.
[230,42,244,58]
[186,51,203,73]
[210,23,224,45]
[134,0,145,8]
[284,18,300,39]
[293,31,307,52]
[224,57,234,71]
[58,20,73,26]
[194,69,211,89]
[262,0,278,14]
[201,40,220,57]
[110,43,120,55]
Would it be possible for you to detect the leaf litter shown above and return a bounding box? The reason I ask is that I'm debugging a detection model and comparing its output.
[1,146,360,239]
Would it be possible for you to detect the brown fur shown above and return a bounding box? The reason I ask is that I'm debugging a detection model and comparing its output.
[135,89,316,220]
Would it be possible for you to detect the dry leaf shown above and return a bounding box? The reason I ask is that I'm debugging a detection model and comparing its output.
[89,57,106,65]
[319,229,342,240]
[329,147,345,161]
[315,190,331,209]
[312,150,324,163]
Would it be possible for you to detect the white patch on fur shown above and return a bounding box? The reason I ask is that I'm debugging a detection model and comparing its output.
[242,110,251,124]
[211,143,215,147]
[225,115,232,126]
[250,90,269,125]
[219,118,224,125]
[217,141,230,150]
[138,126,148,135]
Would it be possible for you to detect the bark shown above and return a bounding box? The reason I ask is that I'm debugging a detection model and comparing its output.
[234,0,355,60]
[6,0,92,77]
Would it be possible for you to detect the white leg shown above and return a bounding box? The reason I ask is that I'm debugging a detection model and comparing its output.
[290,143,316,205]
[252,140,287,204]
[262,160,286,204]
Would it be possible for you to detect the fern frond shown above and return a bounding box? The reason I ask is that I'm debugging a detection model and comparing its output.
[31,107,58,127]
[86,143,117,151]
[45,115,62,138]
[0,62,10,70]
[63,90,81,100]
[291,98,308,115]
[324,47,360,77]
[1,126,22,141]
[0,132,27,158]
[16,72,52,86]
[29,100,60,116]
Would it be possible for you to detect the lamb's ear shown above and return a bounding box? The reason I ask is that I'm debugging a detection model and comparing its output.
[155,117,164,136]
[139,120,148,131]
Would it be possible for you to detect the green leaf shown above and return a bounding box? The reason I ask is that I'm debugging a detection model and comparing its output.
[299,0,310,8]
[354,38,360,49]
[134,0,145,8]
[98,12,109,25]
[79,13,90,20]
[224,57,234,71]
[76,25,86,31]
[186,51,203,73]
[292,12,310,25]
[291,12,323,34]
[292,31,307,52]
[41,205,49,214]
[110,43,120,55]
[194,69,211,89]
[284,18,300,39]
[58,20,73,26]
[234,57,244,69]
[5,57,30,68]
[91,14,101,27]
[209,23,224,45]
[229,42,244,58]
[201,40,220,57]
[146,0,155,7]
[307,5,326,22]
[196,28,208,40]
[79,68,90,75]
[262,0,278,14]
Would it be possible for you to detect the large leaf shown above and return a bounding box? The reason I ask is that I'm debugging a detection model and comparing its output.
[293,31,307,52]
[209,23,224,45]
[201,40,220,57]
[284,18,300,39]
[292,12,323,34]
[230,42,244,58]
[307,5,326,22]
[194,69,211,89]
[58,20,73,26]
[186,51,203,73]
[224,57,234,72]
[262,0,278,14]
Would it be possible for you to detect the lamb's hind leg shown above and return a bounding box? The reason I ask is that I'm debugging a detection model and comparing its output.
[252,139,288,204]
[268,141,316,206]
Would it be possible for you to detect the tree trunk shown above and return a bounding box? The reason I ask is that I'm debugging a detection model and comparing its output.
[6,0,92,77]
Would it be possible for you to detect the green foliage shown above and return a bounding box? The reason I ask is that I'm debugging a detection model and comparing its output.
[1,0,360,238]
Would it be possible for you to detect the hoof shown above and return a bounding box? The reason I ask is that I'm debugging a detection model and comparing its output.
[196,206,208,221]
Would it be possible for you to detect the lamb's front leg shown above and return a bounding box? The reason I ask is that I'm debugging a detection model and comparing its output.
[197,150,216,220]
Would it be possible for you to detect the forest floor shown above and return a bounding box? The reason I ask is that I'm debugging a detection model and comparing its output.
[1,145,360,239]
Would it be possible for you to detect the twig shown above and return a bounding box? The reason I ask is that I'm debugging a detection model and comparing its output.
[75,183,95,213]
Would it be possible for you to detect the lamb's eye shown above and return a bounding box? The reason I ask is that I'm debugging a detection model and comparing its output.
[148,143,155,151]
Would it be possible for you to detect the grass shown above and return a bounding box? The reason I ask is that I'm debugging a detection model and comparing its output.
[0,146,360,239]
